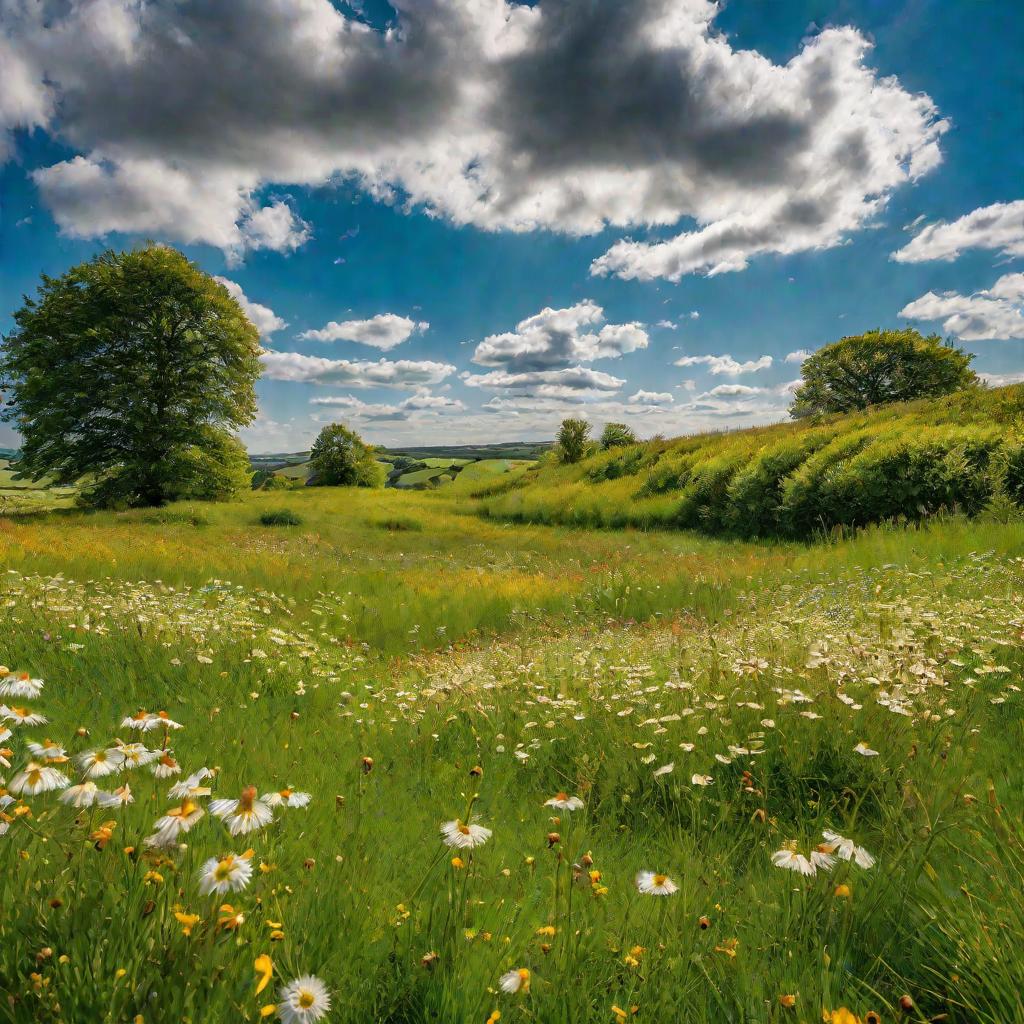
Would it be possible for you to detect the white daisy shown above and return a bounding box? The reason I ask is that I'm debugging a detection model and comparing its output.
[822,829,876,869]
[0,674,44,699]
[853,742,879,757]
[197,851,254,895]
[60,781,100,807]
[0,726,10,744]
[97,783,134,807]
[1,705,48,727]
[209,786,274,836]
[499,968,531,994]
[277,975,331,1024]
[168,768,213,799]
[810,844,837,871]
[8,761,69,795]
[690,773,714,786]
[771,845,816,876]
[151,753,182,779]
[543,792,584,811]
[440,818,492,849]
[27,739,67,761]
[111,742,160,768]
[121,711,160,732]
[76,748,125,779]
[151,798,205,842]
[264,787,312,808]
[635,870,678,895]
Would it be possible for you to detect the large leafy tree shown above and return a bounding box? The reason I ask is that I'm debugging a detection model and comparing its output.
[0,245,260,506]
[308,423,384,487]
[789,329,978,418]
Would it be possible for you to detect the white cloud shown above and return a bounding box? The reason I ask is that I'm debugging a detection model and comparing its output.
[300,314,429,349]
[238,199,310,255]
[6,0,945,275]
[471,301,647,371]
[899,272,1024,341]
[260,351,456,388]
[628,390,674,405]
[980,371,1024,388]
[655,320,677,329]
[462,366,625,400]
[701,383,766,398]
[891,199,1024,263]
[214,277,287,337]
[673,354,773,375]
[785,349,811,364]
[308,390,464,421]
[688,311,700,320]
[32,157,309,262]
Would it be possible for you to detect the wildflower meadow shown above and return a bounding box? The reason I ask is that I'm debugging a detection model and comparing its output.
[0,485,1020,1024]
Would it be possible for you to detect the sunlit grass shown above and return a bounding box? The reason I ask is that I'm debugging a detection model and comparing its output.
[0,489,1021,1022]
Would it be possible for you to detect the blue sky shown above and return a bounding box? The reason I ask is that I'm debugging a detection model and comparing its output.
[1,0,1022,452]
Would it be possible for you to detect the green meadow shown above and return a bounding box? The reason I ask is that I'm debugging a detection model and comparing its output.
[0,476,1021,1024]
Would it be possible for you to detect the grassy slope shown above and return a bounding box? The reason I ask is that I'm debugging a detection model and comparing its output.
[0,489,1021,1022]
[479,386,1024,537]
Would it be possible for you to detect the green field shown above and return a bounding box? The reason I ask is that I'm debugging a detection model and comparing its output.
[0,474,1021,1023]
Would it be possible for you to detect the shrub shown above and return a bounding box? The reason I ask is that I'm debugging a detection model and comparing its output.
[370,516,423,532]
[725,429,838,536]
[800,426,1003,531]
[258,509,303,526]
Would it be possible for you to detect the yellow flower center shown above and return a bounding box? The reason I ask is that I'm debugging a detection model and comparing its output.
[298,991,315,1009]
[457,823,471,835]
[653,874,667,886]
[214,857,235,881]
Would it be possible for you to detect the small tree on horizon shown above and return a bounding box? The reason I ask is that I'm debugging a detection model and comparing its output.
[0,245,260,507]
[556,417,592,464]
[308,423,384,487]
[600,422,637,449]
[789,328,978,418]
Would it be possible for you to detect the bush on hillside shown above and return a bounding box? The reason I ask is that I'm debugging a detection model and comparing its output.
[259,509,303,526]
[784,427,1002,534]
[725,428,839,537]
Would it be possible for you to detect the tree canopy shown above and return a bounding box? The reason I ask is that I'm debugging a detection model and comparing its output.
[0,245,260,507]
[308,423,384,487]
[556,417,592,464]
[789,328,978,418]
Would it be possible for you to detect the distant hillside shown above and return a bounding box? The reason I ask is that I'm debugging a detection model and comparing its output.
[251,441,551,490]
[476,386,1024,539]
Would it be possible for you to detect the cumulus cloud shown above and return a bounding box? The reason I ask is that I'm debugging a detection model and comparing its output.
[899,273,1024,341]
[471,300,647,371]
[462,366,625,399]
[628,390,674,405]
[214,277,286,337]
[891,200,1024,263]
[785,349,811,364]
[701,383,766,398]
[4,0,945,273]
[32,157,309,263]
[981,371,1024,388]
[261,351,456,388]
[300,313,429,349]
[673,353,773,375]
[308,390,464,421]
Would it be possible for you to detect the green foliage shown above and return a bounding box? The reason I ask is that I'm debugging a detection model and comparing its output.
[556,417,592,464]
[261,474,291,491]
[258,508,303,526]
[790,328,978,417]
[308,423,384,488]
[599,421,637,449]
[0,244,260,507]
